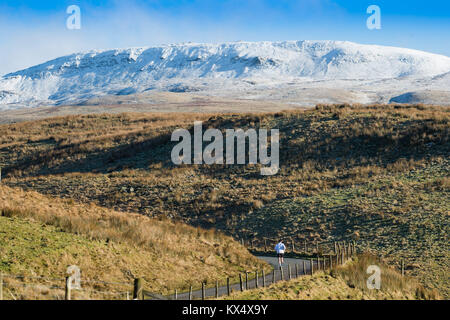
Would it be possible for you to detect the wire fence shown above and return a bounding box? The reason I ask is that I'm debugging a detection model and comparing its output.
[0,238,414,300]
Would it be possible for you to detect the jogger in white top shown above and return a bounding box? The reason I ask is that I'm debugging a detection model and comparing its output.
[275,240,286,267]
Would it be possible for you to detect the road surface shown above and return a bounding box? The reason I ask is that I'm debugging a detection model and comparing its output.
[159,256,316,300]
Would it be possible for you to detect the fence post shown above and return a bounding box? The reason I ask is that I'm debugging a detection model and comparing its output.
[330,255,333,269]
[202,283,205,300]
[295,264,299,278]
[262,270,266,288]
[245,272,249,290]
[189,286,193,300]
[255,271,259,289]
[280,267,284,281]
[310,259,314,275]
[215,280,219,298]
[65,276,72,300]
[303,260,306,275]
[264,239,267,252]
[401,260,405,277]
[133,278,143,300]
[174,289,178,300]
[317,256,320,270]
[343,241,347,260]
[272,269,275,284]
[288,265,292,280]
[0,272,3,301]
[227,277,231,296]
[239,274,243,292]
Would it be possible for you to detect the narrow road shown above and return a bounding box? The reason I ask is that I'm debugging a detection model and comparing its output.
[169,256,315,300]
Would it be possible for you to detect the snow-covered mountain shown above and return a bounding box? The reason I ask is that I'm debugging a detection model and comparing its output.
[1,40,450,109]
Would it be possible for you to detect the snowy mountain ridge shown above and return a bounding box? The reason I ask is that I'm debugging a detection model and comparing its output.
[1,40,450,109]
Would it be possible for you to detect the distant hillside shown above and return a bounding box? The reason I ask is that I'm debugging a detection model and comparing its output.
[0,104,448,297]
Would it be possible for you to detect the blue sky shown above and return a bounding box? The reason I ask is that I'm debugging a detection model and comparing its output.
[0,0,449,75]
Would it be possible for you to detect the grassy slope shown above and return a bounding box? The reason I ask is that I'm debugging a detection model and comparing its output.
[0,185,268,299]
[221,254,440,300]
[0,104,448,297]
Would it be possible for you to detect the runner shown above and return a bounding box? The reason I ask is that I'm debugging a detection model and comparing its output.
[275,240,286,267]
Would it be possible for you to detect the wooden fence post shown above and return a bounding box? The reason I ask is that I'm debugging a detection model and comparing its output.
[310,259,314,275]
[174,289,178,300]
[280,267,284,281]
[0,272,3,301]
[262,270,266,288]
[227,278,231,296]
[295,264,299,278]
[401,260,405,277]
[239,274,243,292]
[303,260,306,275]
[202,282,205,300]
[255,271,259,289]
[330,255,333,269]
[288,265,292,280]
[189,286,193,300]
[133,278,143,300]
[65,276,72,300]
[272,269,275,284]
[245,272,249,290]
[215,280,219,298]
[317,256,320,270]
